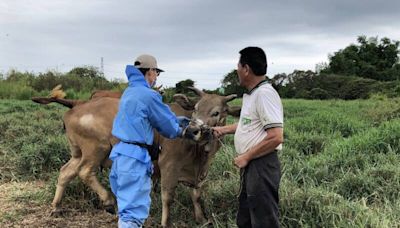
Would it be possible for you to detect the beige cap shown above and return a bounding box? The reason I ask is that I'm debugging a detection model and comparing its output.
[134,54,164,72]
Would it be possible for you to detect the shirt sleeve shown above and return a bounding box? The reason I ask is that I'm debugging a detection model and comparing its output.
[147,92,181,139]
[256,88,284,130]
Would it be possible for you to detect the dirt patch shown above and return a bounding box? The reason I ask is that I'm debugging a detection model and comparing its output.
[6,208,117,228]
[0,181,117,228]
[0,181,198,227]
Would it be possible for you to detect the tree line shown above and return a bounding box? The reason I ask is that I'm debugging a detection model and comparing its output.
[1,35,399,100]
[221,35,400,99]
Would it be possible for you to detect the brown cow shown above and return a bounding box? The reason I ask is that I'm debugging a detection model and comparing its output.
[90,90,122,99]
[32,95,120,214]
[90,85,163,99]
[32,87,240,226]
[157,87,240,227]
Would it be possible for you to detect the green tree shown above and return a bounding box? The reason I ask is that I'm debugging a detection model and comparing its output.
[68,66,103,79]
[322,36,400,81]
[270,73,288,90]
[5,69,35,83]
[203,88,221,95]
[30,71,60,91]
[175,79,195,94]
[221,70,246,97]
[161,87,176,103]
[286,70,317,98]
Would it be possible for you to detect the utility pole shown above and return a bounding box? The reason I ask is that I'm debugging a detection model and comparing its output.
[100,57,104,76]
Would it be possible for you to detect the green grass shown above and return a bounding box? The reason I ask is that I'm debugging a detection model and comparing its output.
[1,97,400,227]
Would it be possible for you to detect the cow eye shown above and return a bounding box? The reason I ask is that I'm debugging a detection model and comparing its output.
[212,111,219,117]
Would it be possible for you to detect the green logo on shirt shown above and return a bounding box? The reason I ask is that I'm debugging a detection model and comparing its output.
[242,117,251,125]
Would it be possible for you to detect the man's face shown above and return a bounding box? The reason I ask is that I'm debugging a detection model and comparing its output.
[237,61,247,87]
[146,68,160,87]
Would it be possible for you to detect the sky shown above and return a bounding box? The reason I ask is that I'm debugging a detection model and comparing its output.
[1,0,400,90]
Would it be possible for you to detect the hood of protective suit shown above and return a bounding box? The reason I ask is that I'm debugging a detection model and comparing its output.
[125,65,149,88]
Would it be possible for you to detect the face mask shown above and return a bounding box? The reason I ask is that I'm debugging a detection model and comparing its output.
[150,79,157,88]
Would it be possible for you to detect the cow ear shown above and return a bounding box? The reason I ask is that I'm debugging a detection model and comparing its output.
[223,94,237,103]
[173,94,195,110]
[187,87,205,97]
[154,84,164,95]
[227,105,241,117]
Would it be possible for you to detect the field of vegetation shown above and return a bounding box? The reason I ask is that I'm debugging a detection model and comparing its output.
[0,96,399,227]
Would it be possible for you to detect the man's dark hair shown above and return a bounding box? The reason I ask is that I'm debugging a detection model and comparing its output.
[134,61,150,76]
[239,47,267,76]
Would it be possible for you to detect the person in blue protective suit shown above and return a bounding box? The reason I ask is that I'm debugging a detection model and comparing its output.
[109,54,190,228]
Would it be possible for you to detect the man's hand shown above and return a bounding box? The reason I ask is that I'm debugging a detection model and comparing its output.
[234,154,250,168]
[177,116,190,128]
[177,116,190,138]
[212,126,226,138]
[178,126,189,138]
[212,124,237,138]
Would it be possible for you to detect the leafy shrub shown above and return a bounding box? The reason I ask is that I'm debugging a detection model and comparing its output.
[309,88,331,100]
[2,68,125,100]
[339,77,377,100]
[161,87,176,103]
[0,81,38,100]
[294,90,311,99]
[371,80,400,98]
[65,88,92,100]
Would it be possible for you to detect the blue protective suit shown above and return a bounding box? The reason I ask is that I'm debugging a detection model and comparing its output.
[109,65,182,226]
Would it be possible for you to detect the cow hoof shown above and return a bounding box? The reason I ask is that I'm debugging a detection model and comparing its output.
[50,208,64,217]
[196,217,208,226]
[104,205,115,214]
[200,219,213,227]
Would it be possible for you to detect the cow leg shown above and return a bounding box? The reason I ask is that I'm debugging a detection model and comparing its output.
[159,164,180,227]
[161,187,176,227]
[101,158,112,169]
[51,157,80,216]
[190,187,208,224]
[78,159,115,213]
[152,162,161,192]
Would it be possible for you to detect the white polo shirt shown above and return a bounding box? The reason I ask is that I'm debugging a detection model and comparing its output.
[234,81,283,155]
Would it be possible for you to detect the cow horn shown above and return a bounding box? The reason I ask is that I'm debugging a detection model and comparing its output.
[223,94,237,103]
[187,87,205,97]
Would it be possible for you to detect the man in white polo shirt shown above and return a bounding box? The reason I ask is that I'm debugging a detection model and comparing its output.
[213,47,284,228]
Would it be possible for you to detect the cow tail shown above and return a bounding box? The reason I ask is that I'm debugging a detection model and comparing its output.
[31,84,86,108]
[31,97,86,108]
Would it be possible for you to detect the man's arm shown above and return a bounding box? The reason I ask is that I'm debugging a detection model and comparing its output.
[148,93,182,139]
[212,123,238,138]
[234,127,283,168]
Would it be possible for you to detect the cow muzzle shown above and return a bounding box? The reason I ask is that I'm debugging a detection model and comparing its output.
[184,119,213,143]
[185,125,202,141]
